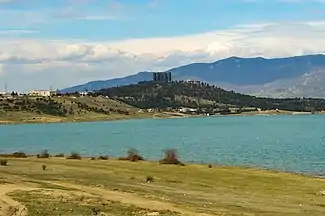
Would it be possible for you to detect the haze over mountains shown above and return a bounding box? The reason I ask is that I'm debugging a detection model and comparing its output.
[61,54,325,98]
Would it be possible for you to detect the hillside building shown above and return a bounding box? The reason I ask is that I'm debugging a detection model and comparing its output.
[153,72,172,82]
[28,90,57,97]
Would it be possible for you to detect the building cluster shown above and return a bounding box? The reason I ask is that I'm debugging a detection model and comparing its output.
[153,72,172,82]
[0,89,58,98]
[28,90,57,97]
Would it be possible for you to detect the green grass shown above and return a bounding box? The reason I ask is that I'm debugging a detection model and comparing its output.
[10,190,179,216]
[0,96,172,124]
[2,157,325,215]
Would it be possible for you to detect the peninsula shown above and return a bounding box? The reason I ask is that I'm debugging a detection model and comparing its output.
[1,81,324,124]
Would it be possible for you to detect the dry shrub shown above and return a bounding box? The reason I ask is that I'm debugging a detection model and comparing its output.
[0,151,29,158]
[118,149,144,162]
[66,152,81,160]
[37,150,50,158]
[97,155,109,160]
[42,164,47,170]
[0,159,8,166]
[54,153,65,157]
[13,151,27,158]
[146,176,154,183]
[159,149,184,166]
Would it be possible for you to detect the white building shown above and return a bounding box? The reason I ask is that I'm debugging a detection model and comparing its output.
[79,91,88,96]
[29,90,57,97]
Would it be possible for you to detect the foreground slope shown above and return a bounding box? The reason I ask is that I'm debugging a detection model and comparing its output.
[1,157,325,216]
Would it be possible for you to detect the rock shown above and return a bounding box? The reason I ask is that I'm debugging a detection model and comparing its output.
[317,190,325,195]
[147,212,160,216]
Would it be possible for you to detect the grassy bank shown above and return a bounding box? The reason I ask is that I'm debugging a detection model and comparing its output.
[0,95,175,125]
[1,153,325,215]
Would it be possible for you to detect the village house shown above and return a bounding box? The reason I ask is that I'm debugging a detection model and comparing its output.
[79,91,88,96]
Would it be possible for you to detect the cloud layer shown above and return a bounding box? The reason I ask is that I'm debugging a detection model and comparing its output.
[1,20,325,91]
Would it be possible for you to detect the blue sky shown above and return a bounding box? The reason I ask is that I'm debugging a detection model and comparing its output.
[1,0,325,91]
[1,0,324,40]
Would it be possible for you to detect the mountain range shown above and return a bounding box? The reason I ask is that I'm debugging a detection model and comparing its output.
[61,54,325,98]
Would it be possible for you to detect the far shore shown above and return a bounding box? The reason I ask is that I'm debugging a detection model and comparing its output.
[0,109,324,125]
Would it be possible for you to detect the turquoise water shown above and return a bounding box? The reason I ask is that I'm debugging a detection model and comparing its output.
[0,115,325,175]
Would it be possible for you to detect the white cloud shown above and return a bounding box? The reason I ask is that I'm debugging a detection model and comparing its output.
[1,20,325,92]
[0,30,39,35]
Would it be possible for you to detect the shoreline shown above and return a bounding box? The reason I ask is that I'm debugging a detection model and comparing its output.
[0,110,323,125]
[0,153,322,179]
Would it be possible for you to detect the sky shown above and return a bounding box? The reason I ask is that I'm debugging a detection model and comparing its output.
[1,0,325,91]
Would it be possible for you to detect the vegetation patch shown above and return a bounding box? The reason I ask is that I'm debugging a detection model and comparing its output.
[9,190,180,216]
[54,153,65,158]
[119,149,145,162]
[0,151,27,158]
[66,152,81,160]
[37,150,50,158]
[0,159,8,166]
[97,155,109,160]
[159,149,184,166]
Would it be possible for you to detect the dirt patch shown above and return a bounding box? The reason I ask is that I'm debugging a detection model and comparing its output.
[0,184,35,216]
[45,181,213,216]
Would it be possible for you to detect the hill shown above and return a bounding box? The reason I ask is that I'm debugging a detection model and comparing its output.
[61,54,325,98]
[95,81,325,113]
[0,95,163,124]
[240,71,325,98]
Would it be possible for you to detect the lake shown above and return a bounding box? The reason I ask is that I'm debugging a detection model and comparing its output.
[0,115,325,175]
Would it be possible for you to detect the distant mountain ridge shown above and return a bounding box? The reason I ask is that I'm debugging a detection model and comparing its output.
[61,54,325,98]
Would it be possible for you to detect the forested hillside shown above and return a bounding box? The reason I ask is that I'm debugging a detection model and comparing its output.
[96,81,325,112]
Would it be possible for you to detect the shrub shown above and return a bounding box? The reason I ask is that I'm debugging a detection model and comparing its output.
[208,164,213,168]
[97,155,109,160]
[66,152,81,160]
[12,151,27,158]
[37,150,50,158]
[146,176,154,183]
[0,159,8,166]
[90,157,96,160]
[118,149,144,162]
[159,149,184,166]
[91,207,100,215]
[42,165,47,170]
[54,153,65,157]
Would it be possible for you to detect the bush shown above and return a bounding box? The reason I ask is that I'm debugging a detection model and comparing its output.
[37,150,50,158]
[118,149,144,162]
[159,149,184,166]
[208,164,213,168]
[90,157,96,160]
[42,164,47,170]
[12,151,27,158]
[0,159,8,166]
[146,176,154,183]
[98,155,109,160]
[54,153,65,157]
[66,152,81,160]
